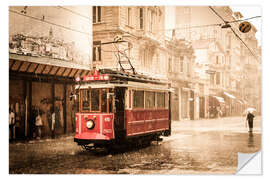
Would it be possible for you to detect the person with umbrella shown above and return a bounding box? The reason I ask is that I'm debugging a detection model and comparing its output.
[246,108,255,133]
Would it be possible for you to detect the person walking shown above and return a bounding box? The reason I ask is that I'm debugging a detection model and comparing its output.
[51,109,56,139]
[35,110,43,139]
[246,111,255,133]
[9,107,15,141]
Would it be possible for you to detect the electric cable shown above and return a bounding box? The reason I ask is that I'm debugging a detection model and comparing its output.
[9,9,91,36]
[57,6,92,22]
[208,6,259,62]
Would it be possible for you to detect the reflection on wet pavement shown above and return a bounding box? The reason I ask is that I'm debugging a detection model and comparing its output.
[9,117,261,174]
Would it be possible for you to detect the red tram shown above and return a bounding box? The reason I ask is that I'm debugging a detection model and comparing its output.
[72,69,171,150]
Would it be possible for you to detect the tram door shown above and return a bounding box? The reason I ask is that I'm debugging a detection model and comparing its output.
[114,87,126,139]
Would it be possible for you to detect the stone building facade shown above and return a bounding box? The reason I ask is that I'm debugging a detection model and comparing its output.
[173,6,261,117]
[92,6,168,79]
[165,38,196,120]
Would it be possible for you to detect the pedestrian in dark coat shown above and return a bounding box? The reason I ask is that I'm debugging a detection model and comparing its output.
[246,111,255,133]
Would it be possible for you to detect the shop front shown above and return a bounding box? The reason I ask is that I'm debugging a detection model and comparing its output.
[9,55,90,140]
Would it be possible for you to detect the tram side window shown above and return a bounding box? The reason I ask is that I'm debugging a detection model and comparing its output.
[81,89,90,111]
[145,91,155,109]
[157,92,165,108]
[133,90,144,109]
[101,89,107,112]
[91,89,100,111]
[108,89,113,113]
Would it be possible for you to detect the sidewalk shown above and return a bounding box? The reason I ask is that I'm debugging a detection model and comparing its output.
[9,133,75,145]
[9,116,261,145]
[171,116,261,134]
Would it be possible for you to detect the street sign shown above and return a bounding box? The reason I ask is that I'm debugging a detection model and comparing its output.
[239,21,252,33]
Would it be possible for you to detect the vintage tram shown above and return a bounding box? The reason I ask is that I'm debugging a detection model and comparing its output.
[72,69,171,150]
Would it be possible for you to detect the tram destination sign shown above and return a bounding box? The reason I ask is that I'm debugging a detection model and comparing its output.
[83,74,110,81]
[75,74,110,82]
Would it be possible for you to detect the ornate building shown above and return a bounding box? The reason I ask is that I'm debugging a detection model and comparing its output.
[92,6,168,79]
[173,6,261,117]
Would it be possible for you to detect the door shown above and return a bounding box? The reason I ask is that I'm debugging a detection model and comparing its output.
[114,87,126,139]
[199,96,205,118]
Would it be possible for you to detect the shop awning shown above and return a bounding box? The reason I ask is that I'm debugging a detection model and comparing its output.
[237,99,243,104]
[213,96,225,103]
[9,54,91,81]
[224,92,236,99]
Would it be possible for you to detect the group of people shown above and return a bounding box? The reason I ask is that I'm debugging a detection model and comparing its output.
[9,104,63,141]
[9,102,24,141]
[32,106,61,139]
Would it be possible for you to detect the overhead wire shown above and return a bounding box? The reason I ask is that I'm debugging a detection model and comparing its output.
[208,6,259,63]
[9,9,91,36]
[228,16,261,24]
[57,6,92,22]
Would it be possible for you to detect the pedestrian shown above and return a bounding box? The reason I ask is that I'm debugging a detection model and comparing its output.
[217,107,222,119]
[9,107,15,141]
[31,106,38,138]
[51,107,56,139]
[218,109,223,119]
[246,111,255,133]
[35,110,43,139]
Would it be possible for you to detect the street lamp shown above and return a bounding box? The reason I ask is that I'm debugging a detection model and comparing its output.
[221,22,231,29]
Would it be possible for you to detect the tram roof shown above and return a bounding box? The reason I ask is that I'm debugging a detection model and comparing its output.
[75,82,172,92]
[76,69,170,85]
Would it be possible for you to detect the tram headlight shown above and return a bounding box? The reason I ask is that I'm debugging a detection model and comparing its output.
[86,120,95,129]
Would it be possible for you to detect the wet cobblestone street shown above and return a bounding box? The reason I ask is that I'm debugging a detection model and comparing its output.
[9,116,261,174]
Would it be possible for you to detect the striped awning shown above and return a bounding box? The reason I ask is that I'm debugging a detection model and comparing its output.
[9,54,91,79]
[224,92,236,99]
[213,96,225,103]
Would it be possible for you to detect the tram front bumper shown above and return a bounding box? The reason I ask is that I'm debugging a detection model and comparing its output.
[75,132,112,141]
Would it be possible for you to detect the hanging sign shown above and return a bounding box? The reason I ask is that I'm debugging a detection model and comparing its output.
[239,21,252,33]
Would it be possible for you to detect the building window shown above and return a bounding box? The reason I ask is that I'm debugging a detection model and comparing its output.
[168,58,172,72]
[187,62,190,76]
[93,6,101,23]
[180,57,184,73]
[216,56,219,64]
[139,8,144,29]
[148,10,155,32]
[128,8,132,26]
[93,41,101,62]
[216,72,220,85]
[142,49,148,67]
[226,35,231,49]
[213,29,217,39]
[210,74,215,85]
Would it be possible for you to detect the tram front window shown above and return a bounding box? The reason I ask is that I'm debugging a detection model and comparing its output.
[81,89,90,111]
[91,89,100,111]
[80,88,113,113]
